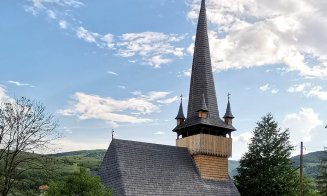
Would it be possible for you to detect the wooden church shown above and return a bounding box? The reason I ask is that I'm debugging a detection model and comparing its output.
[99,0,240,195]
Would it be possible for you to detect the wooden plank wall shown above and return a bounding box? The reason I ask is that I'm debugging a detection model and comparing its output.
[176,134,232,157]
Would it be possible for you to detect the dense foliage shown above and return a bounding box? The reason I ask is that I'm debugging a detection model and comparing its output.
[234,114,298,196]
[317,149,327,195]
[45,168,112,196]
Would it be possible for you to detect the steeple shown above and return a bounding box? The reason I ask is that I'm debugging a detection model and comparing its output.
[175,95,185,125]
[173,0,235,135]
[173,0,237,182]
[223,93,234,126]
[223,93,234,118]
[187,0,219,119]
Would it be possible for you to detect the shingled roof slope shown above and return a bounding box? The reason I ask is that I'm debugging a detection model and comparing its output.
[187,0,219,119]
[99,139,240,196]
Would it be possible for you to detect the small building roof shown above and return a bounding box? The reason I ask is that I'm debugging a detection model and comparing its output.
[99,139,240,196]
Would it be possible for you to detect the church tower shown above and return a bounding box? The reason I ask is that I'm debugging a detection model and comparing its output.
[173,0,236,181]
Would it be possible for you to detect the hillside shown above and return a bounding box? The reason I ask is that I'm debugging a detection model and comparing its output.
[52,149,327,179]
[5,149,325,195]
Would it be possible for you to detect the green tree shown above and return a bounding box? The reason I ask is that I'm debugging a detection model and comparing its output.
[317,148,327,195]
[300,177,321,196]
[234,113,298,196]
[45,167,112,196]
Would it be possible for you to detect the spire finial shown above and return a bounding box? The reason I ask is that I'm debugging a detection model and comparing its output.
[224,93,234,119]
[112,129,114,139]
[175,94,185,120]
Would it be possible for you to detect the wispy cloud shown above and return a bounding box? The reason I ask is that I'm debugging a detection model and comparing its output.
[154,131,165,135]
[58,91,177,126]
[178,68,192,77]
[288,83,327,100]
[7,80,35,87]
[233,132,253,144]
[157,96,178,104]
[259,84,270,92]
[116,32,185,68]
[24,1,185,68]
[76,27,99,44]
[259,83,278,94]
[271,89,279,94]
[58,20,68,29]
[107,71,118,76]
[51,138,108,153]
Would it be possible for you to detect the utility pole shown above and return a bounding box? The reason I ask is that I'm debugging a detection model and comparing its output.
[300,141,304,196]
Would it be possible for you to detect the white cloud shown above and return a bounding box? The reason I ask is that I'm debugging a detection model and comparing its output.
[25,1,185,68]
[51,138,108,153]
[46,9,56,19]
[118,85,126,89]
[187,0,327,78]
[259,84,279,94]
[288,83,309,93]
[59,20,67,29]
[7,80,34,87]
[288,83,327,100]
[157,96,179,104]
[233,132,253,144]
[76,27,99,43]
[58,91,175,125]
[148,56,172,68]
[107,71,118,76]
[271,89,279,94]
[154,131,165,135]
[101,34,115,49]
[259,84,270,91]
[180,68,192,77]
[25,0,84,16]
[116,32,185,68]
[283,108,323,143]
[32,0,83,10]
[106,121,119,129]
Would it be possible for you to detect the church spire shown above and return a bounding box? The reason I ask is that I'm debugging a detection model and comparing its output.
[173,0,235,135]
[175,95,185,125]
[175,95,185,120]
[187,0,219,119]
[223,93,234,122]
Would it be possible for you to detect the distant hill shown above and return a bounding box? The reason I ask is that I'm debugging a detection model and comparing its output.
[51,149,327,179]
[292,151,326,178]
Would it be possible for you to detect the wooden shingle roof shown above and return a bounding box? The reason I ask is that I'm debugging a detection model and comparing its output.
[99,139,240,196]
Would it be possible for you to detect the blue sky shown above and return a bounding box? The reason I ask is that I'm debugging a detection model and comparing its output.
[1,0,327,159]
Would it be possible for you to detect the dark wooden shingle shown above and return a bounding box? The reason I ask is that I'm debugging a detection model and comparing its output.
[99,139,240,196]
